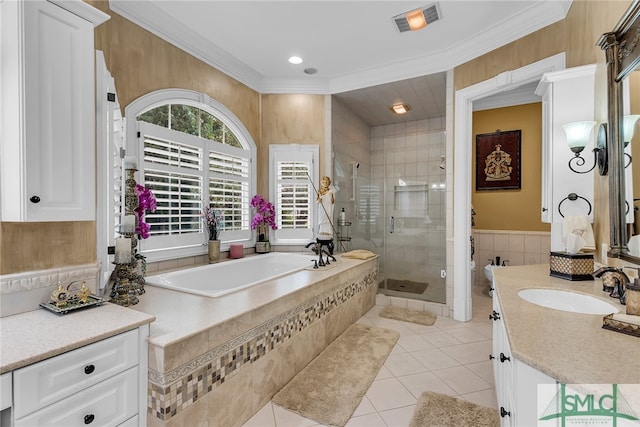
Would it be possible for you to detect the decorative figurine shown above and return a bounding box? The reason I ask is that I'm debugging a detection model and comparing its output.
[316,176,336,240]
[50,283,69,308]
[77,281,91,303]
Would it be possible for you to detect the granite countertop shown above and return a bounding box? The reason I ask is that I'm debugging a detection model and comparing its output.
[0,303,155,373]
[492,264,639,385]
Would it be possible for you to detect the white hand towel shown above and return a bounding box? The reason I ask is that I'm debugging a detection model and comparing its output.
[562,215,595,251]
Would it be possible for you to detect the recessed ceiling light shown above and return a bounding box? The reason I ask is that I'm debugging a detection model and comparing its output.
[390,103,411,114]
[304,68,317,75]
[406,9,427,31]
[288,56,303,65]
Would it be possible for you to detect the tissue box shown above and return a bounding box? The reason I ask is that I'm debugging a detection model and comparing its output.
[549,251,594,281]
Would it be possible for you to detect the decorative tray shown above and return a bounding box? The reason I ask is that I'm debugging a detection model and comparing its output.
[602,314,640,338]
[39,295,106,315]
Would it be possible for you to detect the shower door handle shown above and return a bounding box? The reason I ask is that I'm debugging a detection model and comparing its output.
[389,216,394,233]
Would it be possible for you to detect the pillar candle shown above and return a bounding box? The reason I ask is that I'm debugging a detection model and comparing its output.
[230,244,244,259]
[124,156,137,170]
[121,214,136,234]
[114,237,132,264]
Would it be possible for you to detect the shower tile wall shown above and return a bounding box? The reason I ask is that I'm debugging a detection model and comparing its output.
[331,98,374,252]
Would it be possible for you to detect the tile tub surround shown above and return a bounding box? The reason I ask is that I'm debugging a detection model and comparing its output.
[132,256,378,426]
[492,264,638,385]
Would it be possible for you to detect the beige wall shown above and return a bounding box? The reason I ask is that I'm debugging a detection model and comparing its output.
[259,94,326,197]
[0,2,326,274]
[472,103,550,231]
[0,0,632,274]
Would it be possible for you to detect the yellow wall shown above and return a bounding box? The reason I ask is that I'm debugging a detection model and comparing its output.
[472,103,549,231]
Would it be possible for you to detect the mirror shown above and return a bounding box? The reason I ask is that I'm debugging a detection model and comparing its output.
[600,0,640,262]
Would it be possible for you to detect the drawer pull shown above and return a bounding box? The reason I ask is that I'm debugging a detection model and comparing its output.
[500,407,511,418]
[500,352,511,363]
[489,354,495,360]
[84,364,96,375]
[489,310,500,321]
[84,414,95,424]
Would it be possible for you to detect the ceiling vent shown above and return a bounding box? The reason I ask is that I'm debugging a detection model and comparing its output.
[393,3,441,33]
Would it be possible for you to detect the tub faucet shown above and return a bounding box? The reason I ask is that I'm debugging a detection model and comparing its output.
[593,267,629,303]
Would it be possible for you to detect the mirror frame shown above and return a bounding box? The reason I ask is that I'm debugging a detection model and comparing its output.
[598,0,640,261]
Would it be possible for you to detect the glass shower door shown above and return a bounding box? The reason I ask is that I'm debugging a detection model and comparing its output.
[380,130,446,304]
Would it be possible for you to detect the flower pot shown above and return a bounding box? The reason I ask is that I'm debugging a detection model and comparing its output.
[255,241,270,254]
[208,240,220,263]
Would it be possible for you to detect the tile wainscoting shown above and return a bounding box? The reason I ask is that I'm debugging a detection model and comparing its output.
[472,229,551,287]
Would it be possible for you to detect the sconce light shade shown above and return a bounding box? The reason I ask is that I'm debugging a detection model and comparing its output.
[623,115,640,145]
[561,121,597,154]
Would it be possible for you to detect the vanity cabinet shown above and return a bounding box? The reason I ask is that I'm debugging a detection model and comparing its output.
[491,292,557,427]
[10,326,148,427]
[535,64,597,227]
[0,0,109,221]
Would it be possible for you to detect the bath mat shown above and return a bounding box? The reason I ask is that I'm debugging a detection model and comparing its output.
[409,392,500,427]
[382,278,429,294]
[272,323,399,427]
[379,306,436,326]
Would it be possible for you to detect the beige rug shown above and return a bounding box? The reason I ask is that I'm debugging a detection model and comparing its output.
[272,323,399,426]
[410,392,500,427]
[379,306,437,326]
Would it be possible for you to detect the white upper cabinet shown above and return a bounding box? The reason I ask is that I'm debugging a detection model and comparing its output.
[0,0,109,221]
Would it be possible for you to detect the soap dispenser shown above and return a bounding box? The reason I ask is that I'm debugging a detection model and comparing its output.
[339,208,346,225]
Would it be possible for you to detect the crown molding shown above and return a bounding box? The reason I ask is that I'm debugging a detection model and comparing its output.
[110,0,571,95]
[109,0,264,92]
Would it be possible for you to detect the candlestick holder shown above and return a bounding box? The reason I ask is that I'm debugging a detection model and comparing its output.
[110,166,146,306]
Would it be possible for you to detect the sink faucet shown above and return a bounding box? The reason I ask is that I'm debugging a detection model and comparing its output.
[592,267,629,303]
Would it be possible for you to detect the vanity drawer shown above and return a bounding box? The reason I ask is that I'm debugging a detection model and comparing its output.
[14,367,138,427]
[13,329,138,418]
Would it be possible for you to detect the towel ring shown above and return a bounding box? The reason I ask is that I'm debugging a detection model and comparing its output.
[558,193,592,218]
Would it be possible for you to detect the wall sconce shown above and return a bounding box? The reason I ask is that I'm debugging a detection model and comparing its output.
[562,121,608,175]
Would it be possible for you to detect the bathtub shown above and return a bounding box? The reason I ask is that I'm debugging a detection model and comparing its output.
[145,252,314,297]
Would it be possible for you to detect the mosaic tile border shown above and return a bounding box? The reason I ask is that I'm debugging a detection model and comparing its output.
[147,268,376,421]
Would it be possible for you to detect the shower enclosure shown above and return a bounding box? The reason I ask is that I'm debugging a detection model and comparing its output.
[333,120,446,304]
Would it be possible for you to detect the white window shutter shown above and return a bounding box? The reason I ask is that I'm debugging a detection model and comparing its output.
[95,51,124,292]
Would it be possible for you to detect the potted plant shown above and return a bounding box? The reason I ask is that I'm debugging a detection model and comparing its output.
[202,205,223,262]
[250,194,277,253]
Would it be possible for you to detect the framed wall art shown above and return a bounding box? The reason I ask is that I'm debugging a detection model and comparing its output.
[475,129,521,191]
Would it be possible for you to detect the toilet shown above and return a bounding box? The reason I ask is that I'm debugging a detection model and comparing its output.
[484,257,507,297]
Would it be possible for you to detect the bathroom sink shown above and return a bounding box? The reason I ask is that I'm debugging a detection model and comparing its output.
[518,289,619,315]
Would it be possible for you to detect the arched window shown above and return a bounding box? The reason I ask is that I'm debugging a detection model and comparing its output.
[125,90,256,261]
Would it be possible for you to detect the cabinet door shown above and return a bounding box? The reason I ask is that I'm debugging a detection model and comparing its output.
[24,0,95,221]
[0,0,96,222]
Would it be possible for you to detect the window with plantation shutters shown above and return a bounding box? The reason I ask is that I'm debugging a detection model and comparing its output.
[124,94,256,260]
[269,145,318,244]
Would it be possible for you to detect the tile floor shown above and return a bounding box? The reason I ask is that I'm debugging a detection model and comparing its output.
[242,285,496,427]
